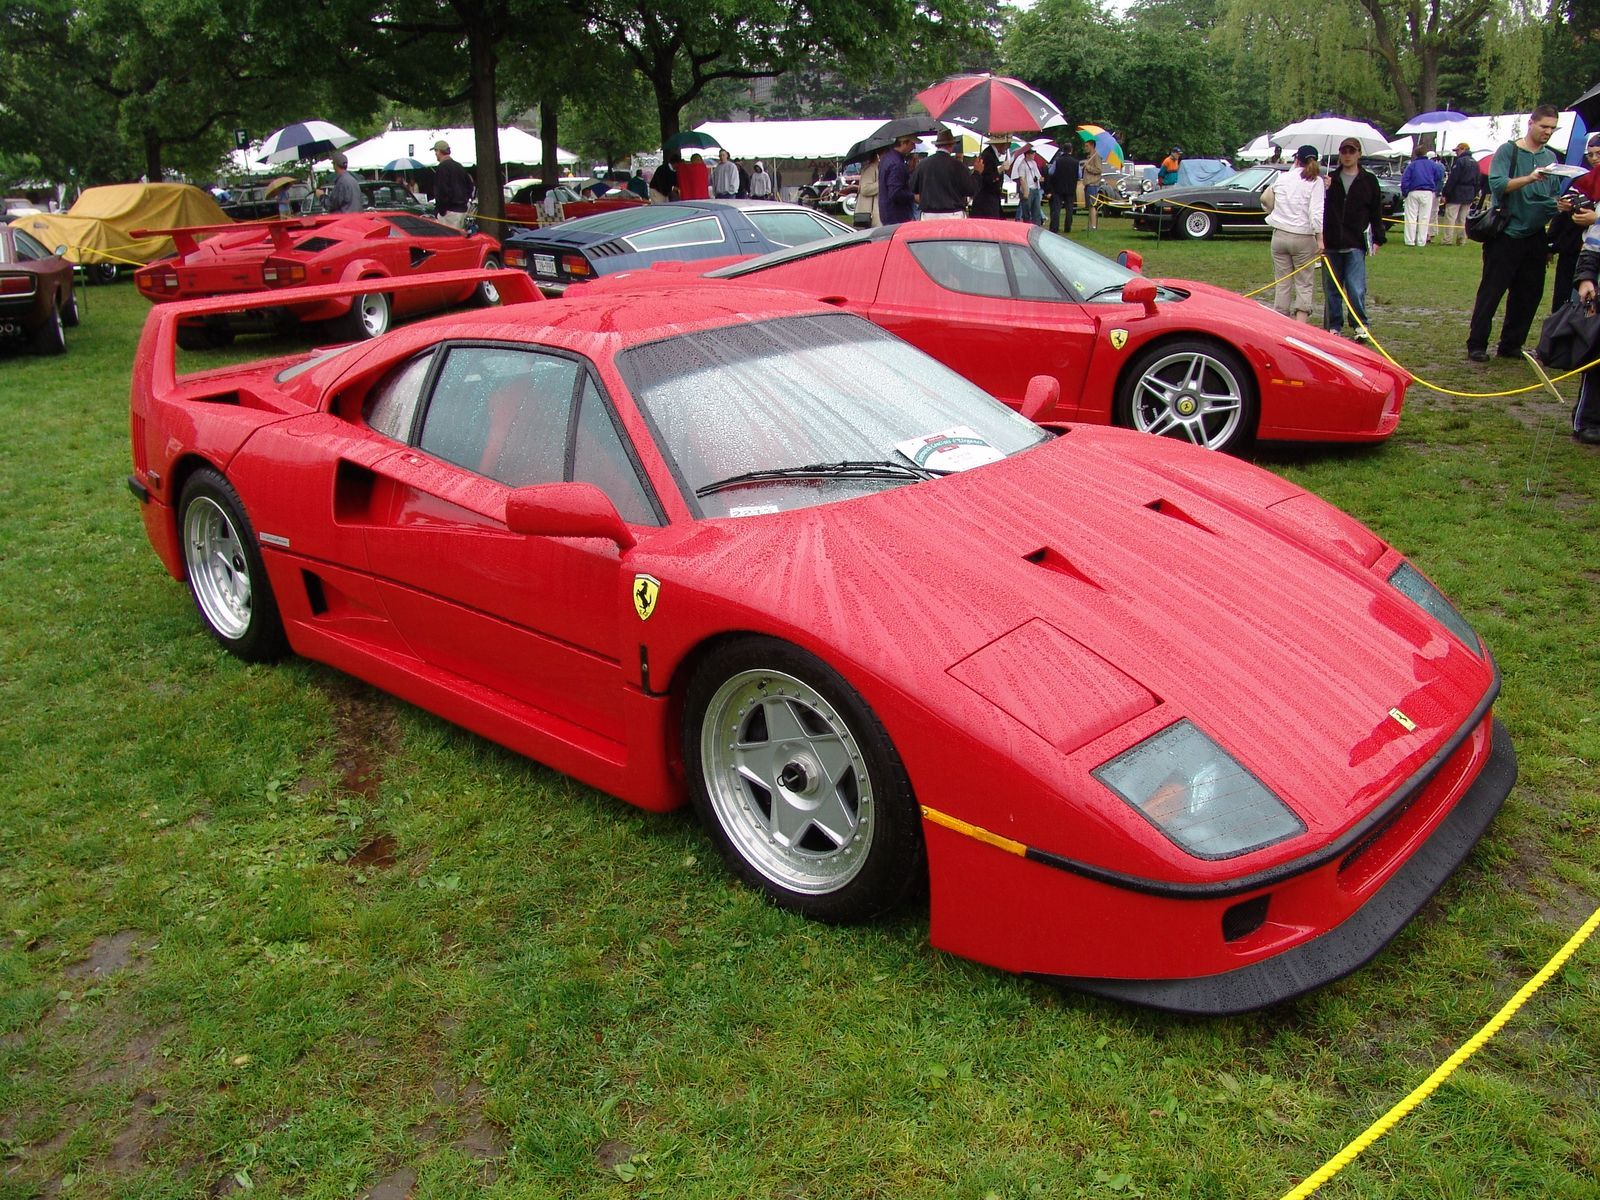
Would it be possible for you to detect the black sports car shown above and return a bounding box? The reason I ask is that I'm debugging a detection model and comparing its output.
[1130,165,1401,240]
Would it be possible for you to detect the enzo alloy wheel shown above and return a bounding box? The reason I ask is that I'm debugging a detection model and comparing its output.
[1182,209,1216,239]
[1117,340,1257,453]
[178,469,287,662]
[685,638,924,923]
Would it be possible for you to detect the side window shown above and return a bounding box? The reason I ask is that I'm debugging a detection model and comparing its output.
[625,216,726,252]
[363,351,435,441]
[1006,245,1066,301]
[572,376,658,525]
[746,210,835,247]
[908,241,1009,298]
[419,346,580,486]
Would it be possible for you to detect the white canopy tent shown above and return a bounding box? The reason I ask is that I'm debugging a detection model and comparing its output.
[692,120,888,162]
[341,127,578,171]
[1434,111,1577,156]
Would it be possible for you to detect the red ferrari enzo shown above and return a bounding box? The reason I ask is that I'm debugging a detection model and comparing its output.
[126,272,1514,1014]
[580,220,1412,455]
[132,213,502,349]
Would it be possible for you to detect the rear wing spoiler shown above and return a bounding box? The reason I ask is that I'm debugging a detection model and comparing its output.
[131,216,345,257]
[137,268,541,397]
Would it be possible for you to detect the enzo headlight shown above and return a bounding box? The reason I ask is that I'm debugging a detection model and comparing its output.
[1388,561,1481,654]
[1093,721,1305,859]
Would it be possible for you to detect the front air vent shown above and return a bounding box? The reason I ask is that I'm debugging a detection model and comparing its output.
[1023,547,1101,589]
[1145,498,1211,532]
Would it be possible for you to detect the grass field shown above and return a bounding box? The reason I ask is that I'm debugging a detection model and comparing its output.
[1,223,1596,1200]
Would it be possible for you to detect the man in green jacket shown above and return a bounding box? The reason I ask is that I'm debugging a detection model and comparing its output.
[1466,105,1563,362]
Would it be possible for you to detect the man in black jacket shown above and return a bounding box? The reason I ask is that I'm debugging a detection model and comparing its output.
[1046,145,1079,234]
[911,130,977,218]
[1569,244,1600,444]
[1322,138,1387,339]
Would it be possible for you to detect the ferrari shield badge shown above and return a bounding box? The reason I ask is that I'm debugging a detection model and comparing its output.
[632,574,661,621]
[1109,329,1130,351]
[1388,707,1417,732]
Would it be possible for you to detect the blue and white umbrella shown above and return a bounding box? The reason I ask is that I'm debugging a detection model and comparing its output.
[258,120,358,165]
[382,157,427,171]
[1395,109,1471,136]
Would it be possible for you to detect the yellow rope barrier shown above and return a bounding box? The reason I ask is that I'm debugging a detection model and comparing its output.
[1317,254,1600,398]
[1278,902,1600,1200]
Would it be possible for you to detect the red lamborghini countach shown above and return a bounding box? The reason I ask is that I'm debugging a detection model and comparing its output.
[132,212,502,349]
[126,272,1514,1014]
[579,220,1413,455]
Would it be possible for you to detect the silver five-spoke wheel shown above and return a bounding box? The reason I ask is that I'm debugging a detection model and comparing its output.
[176,469,287,661]
[685,637,924,922]
[1117,339,1256,453]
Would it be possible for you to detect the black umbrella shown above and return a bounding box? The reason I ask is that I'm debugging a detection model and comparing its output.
[845,116,945,163]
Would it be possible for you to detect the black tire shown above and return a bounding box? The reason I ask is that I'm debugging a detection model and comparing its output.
[333,288,391,341]
[1115,338,1258,454]
[682,635,925,923]
[473,255,502,307]
[1181,209,1217,240]
[61,289,80,328]
[177,468,287,662]
[85,262,118,285]
[31,300,65,355]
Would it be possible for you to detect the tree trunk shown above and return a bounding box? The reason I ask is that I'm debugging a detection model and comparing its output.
[467,18,504,224]
[143,129,163,182]
[541,101,559,185]
[653,73,681,150]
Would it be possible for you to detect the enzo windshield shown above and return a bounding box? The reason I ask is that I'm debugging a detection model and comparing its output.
[622,314,1048,518]
[1031,228,1136,302]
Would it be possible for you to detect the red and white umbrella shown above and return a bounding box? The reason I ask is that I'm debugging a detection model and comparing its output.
[915,73,1064,136]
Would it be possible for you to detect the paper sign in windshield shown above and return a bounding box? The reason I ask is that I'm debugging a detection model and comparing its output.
[895,426,1005,472]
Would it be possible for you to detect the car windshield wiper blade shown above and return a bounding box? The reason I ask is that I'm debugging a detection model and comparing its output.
[1084,283,1134,301]
[695,459,942,498]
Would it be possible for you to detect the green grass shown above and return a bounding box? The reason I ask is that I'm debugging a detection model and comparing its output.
[1,233,1597,1200]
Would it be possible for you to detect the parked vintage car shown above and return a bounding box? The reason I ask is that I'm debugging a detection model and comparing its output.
[501,199,854,295]
[132,212,502,347]
[1130,165,1402,239]
[579,220,1411,454]
[11,182,230,283]
[502,179,645,229]
[0,224,78,355]
[128,271,1514,1014]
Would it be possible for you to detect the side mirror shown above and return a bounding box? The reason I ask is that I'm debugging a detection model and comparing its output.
[54,244,68,257]
[1020,374,1061,422]
[1116,250,1143,273]
[504,482,636,550]
[1121,276,1159,315]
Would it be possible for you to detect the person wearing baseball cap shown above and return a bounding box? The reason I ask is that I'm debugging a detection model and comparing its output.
[1440,142,1483,245]
[1322,137,1386,340]
[431,139,475,229]
[325,150,363,214]
[1262,145,1325,323]
[1159,145,1183,187]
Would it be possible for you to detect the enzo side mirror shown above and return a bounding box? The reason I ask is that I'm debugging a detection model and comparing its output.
[1116,250,1143,273]
[1121,276,1159,315]
[504,483,636,550]
[1021,374,1061,422]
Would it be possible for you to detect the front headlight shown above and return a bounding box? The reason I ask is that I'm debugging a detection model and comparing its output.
[1388,561,1481,654]
[1093,721,1305,859]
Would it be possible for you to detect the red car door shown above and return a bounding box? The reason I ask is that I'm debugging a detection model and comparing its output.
[870,236,1099,421]
[382,215,486,315]
[354,342,659,746]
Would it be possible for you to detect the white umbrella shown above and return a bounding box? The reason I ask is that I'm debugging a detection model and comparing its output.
[258,120,358,166]
[1271,116,1391,158]
[1234,133,1277,162]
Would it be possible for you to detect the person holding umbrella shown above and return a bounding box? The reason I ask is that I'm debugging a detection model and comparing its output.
[1263,145,1325,323]
[879,133,918,226]
[1081,136,1104,231]
[326,152,362,214]
[431,140,475,229]
[971,135,1007,219]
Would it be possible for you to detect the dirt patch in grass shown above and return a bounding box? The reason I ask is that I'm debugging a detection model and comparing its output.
[64,930,146,980]
[322,678,403,804]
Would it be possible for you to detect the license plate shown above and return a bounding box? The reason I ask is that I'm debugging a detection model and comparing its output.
[533,253,556,276]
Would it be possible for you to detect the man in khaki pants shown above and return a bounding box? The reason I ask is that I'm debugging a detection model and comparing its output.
[1440,142,1481,246]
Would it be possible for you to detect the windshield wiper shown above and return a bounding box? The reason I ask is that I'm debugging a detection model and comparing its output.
[1082,283,1134,301]
[695,459,943,498]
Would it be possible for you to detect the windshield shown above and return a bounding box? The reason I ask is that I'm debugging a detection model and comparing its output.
[622,314,1048,518]
[1031,228,1137,302]
[1215,167,1279,191]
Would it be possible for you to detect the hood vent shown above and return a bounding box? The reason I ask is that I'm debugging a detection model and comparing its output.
[1024,546,1102,589]
[1145,498,1212,533]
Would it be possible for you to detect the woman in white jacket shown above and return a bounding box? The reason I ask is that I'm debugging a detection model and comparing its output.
[1263,145,1326,322]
